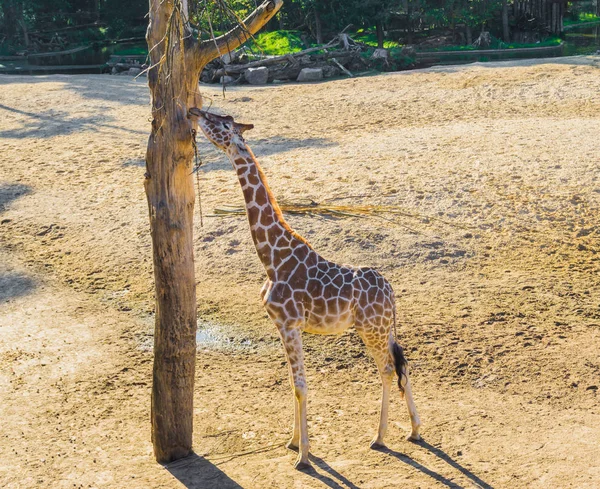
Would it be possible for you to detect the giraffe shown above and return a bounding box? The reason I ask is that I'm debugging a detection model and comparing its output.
[189,107,421,470]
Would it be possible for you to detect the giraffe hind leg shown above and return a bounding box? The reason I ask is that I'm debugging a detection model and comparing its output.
[392,341,422,441]
[356,327,394,449]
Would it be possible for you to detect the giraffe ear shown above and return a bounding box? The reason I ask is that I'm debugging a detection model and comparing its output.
[235,123,254,134]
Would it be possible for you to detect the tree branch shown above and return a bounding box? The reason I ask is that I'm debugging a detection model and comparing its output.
[198,0,283,65]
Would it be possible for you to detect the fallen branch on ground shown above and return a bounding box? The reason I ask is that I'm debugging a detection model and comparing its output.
[208,200,473,230]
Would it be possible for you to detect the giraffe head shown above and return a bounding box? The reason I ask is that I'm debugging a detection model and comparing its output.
[189,107,254,151]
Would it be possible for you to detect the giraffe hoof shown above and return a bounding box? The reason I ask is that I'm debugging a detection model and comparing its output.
[407,433,422,442]
[370,440,386,450]
[286,440,299,451]
[294,459,312,471]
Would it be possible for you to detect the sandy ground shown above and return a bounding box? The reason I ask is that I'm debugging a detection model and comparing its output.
[1,56,600,488]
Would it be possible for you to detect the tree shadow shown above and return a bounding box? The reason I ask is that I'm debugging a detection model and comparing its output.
[164,452,243,489]
[0,75,148,106]
[61,75,149,106]
[0,102,146,138]
[250,136,338,157]
[374,441,494,489]
[122,158,145,168]
[0,183,37,301]
[0,272,36,302]
[303,454,361,489]
[0,182,31,211]
[191,135,338,173]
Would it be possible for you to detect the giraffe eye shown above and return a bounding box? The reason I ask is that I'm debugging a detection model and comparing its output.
[223,123,231,130]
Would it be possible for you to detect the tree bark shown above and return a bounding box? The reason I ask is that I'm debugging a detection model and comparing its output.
[502,0,510,42]
[145,0,282,464]
[314,8,323,44]
[376,20,385,49]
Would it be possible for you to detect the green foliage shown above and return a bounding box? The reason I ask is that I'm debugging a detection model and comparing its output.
[247,30,308,55]
[353,31,399,48]
[564,12,600,27]
[0,0,596,65]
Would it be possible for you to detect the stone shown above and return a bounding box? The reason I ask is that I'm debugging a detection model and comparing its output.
[371,48,389,60]
[220,51,238,64]
[244,67,269,85]
[219,75,235,85]
[296,68,323,82]
[322,65,340,78]
[127,67,142,76]
[401,45,416,58]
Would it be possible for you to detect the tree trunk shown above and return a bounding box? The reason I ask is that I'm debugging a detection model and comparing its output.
[466,24,473,45]
[145,0,282,464]
[376,20,385,49]
[2,0,19,40]
[502,0,510,42]
[18,18,29,47]
[314,8,323,44]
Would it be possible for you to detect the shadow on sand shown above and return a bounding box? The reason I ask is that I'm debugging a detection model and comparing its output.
[0,271,37,302]
[164,452,243,489]
[0,102,145,138]
[302,453,361,489]
[374,439,494,489]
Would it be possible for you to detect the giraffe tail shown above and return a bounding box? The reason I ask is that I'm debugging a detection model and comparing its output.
[390,299,407,396]
[391,342,407,397]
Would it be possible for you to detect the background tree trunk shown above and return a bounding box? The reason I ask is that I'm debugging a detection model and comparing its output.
[502,0,510,42]
[145,0,282,464]
[376,20,385,49]
[314,8,323,44]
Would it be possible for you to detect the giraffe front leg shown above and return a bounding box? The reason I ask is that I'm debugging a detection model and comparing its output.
[278,325,311,470]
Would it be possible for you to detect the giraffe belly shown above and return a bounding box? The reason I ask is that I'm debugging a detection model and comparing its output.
[303,309,354,335]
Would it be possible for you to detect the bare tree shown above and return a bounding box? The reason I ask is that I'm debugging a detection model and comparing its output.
[145,0,283,463]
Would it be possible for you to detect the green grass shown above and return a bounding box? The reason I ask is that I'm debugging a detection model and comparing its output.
[246,30,307,55]
[353,30,399,49]
[504,37,562,49]
[564,12,600,26]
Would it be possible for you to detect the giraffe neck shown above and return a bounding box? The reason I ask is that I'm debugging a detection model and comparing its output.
[226,142,311,278]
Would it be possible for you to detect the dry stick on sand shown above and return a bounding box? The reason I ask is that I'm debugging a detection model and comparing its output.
[209,201,474,231]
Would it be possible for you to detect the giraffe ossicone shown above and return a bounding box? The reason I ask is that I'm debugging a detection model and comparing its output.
[189,107,421,470]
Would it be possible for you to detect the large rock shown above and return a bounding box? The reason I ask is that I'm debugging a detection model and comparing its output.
[401,45,416,58]
[296,67,323,82]
[244,67,269,85]
[371,48,389,60]
[127,67,142,76]
[219,75,236,85]
[322,65,340,78]
[220,51,238,64]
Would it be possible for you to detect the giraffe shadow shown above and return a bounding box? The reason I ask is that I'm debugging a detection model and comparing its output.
[303,454,361,489]
[374,440,494,489]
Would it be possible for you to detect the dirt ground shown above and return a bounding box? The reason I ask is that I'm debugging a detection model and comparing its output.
[1,56,599,488]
